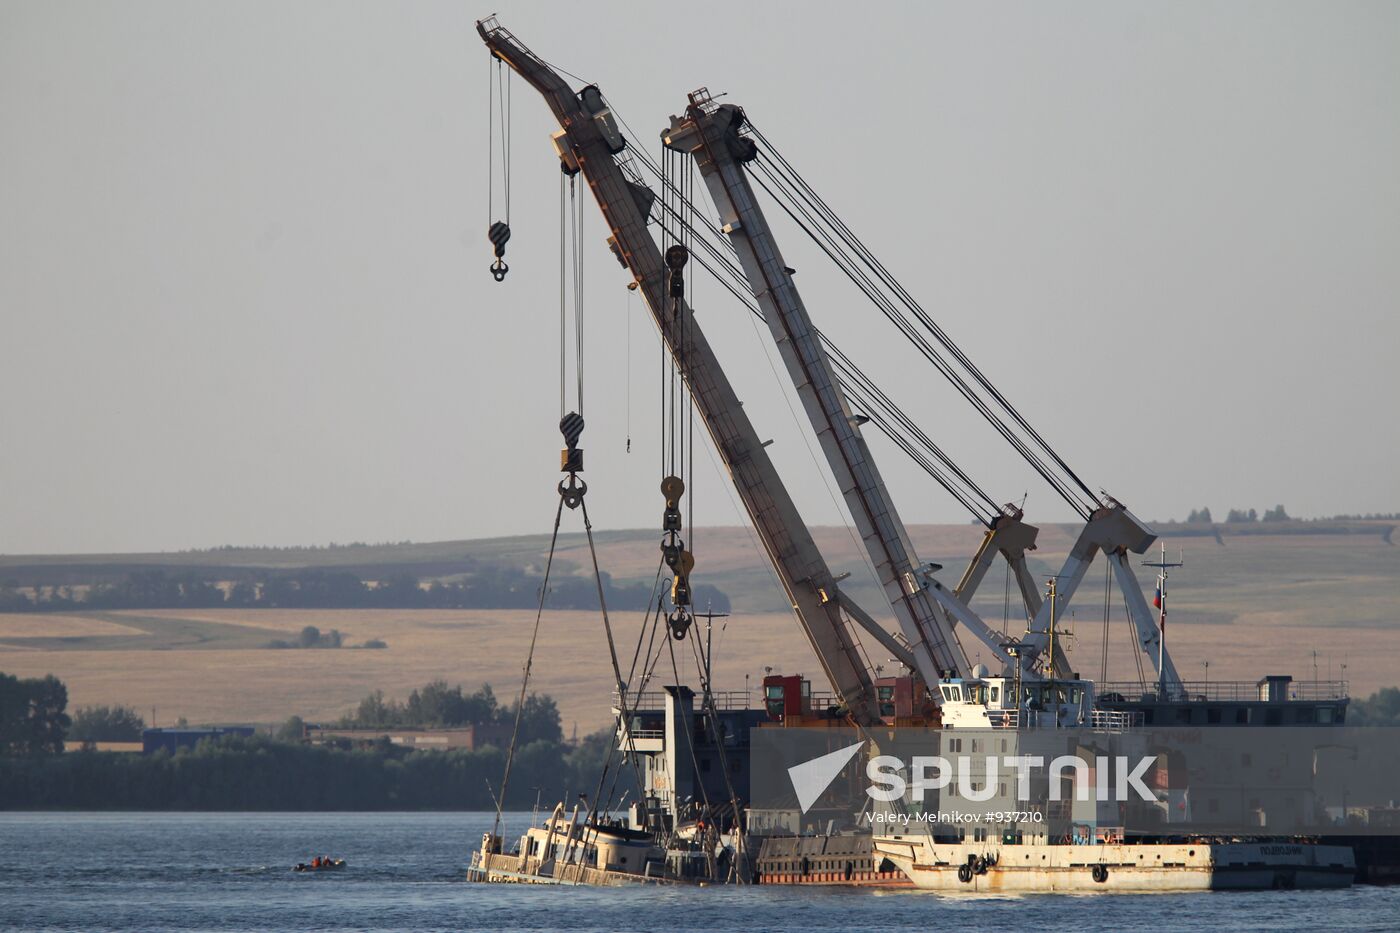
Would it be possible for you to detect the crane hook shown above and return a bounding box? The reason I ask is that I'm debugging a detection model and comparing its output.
[667,608,693,641]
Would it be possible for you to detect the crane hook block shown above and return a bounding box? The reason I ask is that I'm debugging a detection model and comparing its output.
[665,245,688,298]
[661,537,685,569]
[558,474,588,510]
[560,412,585,450]
[667,608,693,641]
[489,221,512,282]
[660,475,684,532]
[560,412,585,473]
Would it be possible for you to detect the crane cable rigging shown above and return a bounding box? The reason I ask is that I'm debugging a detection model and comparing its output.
[743,122,1100,518]
[599,111,1005,526]
[611,91,1096,522]
[487,156,646,850]
[487,53,512,281]
[658,145,698,642]
[657,188,1003,525]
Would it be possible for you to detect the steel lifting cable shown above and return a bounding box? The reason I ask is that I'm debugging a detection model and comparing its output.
[630,148,1002,523]
[600,592,670,832]
[749,154,1085,512]
[625,285,633,453]
[686,631,749,882]
[494,159,647,846]
[490,494,565,846]
[487,56,512,281]
[745,131,1101,516]
[686,162,697,558]
[647,189,998,519]
[626,557,668,688]
[761,151,1097,515]
[571,177,585,416]
[620,121,1006,520]
[659,196,1000,524]
[747,159,1094,519]
[576,491,648,833]
[559,172,567,418]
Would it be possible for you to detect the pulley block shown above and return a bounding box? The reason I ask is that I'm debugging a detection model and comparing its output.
[665,245,688,298]
[489,221,512,281]
[560,412,585,451]
[660,475,684,531]
[661,536,685,569]
[558,474,588,510]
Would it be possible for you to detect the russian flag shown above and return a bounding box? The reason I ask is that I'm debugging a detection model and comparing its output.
[1152,585,1162,609]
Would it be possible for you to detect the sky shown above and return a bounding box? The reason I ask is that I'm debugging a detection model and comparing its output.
[1,1,1397,555]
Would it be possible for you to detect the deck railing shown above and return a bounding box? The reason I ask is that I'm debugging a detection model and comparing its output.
[982,708,1142,732]
[615,689,754,712]
[1095,680,1348,703]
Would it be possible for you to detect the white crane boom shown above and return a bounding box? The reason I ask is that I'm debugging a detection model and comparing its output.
[476,18,897,723]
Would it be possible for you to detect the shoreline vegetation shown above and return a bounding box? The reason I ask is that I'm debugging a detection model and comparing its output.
[2,670,1398,810]
[0,568,730,617]
[0,673,630,810]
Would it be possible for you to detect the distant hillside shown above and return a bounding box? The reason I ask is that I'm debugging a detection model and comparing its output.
[1,519,1394,734]
[1,518,1394,628]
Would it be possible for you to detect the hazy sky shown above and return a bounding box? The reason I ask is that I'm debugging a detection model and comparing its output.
[2,1,1397,555]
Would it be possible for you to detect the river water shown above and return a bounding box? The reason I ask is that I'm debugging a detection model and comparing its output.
[0,812,1395,932]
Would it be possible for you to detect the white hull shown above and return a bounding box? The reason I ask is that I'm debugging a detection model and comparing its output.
[873,836,1354,893]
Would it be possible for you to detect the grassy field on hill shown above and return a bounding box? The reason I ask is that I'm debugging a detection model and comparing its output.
[0,521,1394,733]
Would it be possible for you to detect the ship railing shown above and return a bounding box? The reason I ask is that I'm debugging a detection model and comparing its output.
[615,689,754,711]
[982,708,1141,731]
[1096,680,1349,702]
[618,728,665,740]
[1089,709,1142,732]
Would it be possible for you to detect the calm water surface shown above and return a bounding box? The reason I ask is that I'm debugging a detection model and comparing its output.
[1,812,1396,932]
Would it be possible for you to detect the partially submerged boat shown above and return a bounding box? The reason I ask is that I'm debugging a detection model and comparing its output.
[469,803,704,885]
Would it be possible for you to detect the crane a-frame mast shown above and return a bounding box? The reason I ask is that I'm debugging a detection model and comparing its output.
[476,18,900,723]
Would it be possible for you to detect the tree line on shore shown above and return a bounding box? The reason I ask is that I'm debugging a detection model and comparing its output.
[1176,505,1400,524]
[0,732,618,810]
[0,671,629,810]
[0,566,729,615]
[8,667,1398,810]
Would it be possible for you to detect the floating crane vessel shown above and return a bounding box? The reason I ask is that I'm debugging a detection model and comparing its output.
[470,15,1361,891]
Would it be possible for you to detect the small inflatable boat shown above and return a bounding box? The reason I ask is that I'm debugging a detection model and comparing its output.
[293,858,346,872]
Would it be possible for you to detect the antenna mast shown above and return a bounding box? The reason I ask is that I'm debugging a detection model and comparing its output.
[1141,542,1184,697]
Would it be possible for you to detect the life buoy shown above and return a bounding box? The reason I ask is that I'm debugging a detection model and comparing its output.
[1092,863,1109,884]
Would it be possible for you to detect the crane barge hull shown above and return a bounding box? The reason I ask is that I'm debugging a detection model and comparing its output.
[874,838,1355,892]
